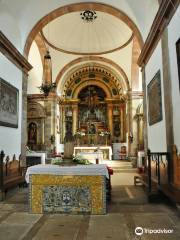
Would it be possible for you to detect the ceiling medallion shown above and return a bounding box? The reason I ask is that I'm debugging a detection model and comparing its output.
[80,10,97,22]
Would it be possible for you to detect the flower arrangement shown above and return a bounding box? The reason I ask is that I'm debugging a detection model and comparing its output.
[26,145,33,153]
[73,155,92,165]
[99,131,110,136]
[39,83,56,97]
[75,131,86,137]
[51,157,63,165]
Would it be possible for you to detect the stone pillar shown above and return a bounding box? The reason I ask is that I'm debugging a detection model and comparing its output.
[120,105,124,142]
[142,67,148,158]
[42,119,45,144]
[107,104,113,137]
[139,114,144,150]
[127,92,132,156]
[161,29,174,182]
[72,104,78,135]
[44,99,52,151]
[59,104,64,143]
[21,72,28,166]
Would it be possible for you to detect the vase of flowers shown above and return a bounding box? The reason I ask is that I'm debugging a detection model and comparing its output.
[75,131,85,146]
[99,131,110,145]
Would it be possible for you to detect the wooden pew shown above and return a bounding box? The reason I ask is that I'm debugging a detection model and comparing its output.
[0,151,25,200]
[173,145,180,189]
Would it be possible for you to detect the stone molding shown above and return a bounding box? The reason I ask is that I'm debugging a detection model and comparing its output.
[138,0,179,67]
[0,31,32,73]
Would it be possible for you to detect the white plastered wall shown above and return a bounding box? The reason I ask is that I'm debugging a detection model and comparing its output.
[168,7,180,151]
[145,41,167,152]
[28,42,43,94]
[0,54,22,158]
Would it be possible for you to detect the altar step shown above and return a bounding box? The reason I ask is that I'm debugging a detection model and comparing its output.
[103,161,137,173]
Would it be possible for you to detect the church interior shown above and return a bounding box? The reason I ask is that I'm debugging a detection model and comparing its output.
[0,0,180,239]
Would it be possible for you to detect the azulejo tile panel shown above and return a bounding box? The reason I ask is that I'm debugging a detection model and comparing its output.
[29,175,106,214]
[43,186,91,213]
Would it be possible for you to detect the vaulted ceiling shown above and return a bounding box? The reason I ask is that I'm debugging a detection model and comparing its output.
[0,0,159,96]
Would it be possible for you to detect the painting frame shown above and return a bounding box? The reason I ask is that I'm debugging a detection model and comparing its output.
[0,78,19,128]
[176,38,180,90]
[147,70,163,126]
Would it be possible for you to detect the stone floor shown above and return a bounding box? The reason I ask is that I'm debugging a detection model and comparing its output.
[0,161,180,240]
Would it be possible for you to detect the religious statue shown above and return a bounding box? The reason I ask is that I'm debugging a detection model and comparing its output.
[88,123,96,134]
[84,89,100,108]
[28,122,37,144]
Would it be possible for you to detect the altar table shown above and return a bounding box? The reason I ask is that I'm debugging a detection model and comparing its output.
[74,146,112,160]
[26,164,108,214]
[77,151,103,164]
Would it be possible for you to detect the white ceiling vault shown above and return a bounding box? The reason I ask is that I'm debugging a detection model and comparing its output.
[0,0,159,95]
[42,11,133,55]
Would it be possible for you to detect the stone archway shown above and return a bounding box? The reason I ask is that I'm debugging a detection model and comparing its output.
[56,56,130,93]
[24,2,143,57]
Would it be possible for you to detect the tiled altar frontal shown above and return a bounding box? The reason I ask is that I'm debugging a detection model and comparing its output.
[29,175,106,214]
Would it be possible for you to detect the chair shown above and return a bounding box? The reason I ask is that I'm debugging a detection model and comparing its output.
[119,146,127,160]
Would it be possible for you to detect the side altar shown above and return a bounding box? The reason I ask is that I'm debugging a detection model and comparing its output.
[74,146,112,161]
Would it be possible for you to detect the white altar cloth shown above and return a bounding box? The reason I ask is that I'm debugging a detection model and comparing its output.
[74,146,112,160]
[25,164,109,183]
[78,151,103,164]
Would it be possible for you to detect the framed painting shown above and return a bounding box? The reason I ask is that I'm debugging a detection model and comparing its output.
[176,38,180,90]
[147,70,163,126]
[0,78,19,128]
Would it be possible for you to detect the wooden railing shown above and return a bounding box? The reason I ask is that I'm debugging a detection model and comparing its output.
[140,148,180,203]
[147,150,170,194]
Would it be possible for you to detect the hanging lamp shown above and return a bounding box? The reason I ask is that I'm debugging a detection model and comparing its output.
[39,50,56,97]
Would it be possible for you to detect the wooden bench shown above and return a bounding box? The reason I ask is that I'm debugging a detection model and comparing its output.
[0,151,25,200]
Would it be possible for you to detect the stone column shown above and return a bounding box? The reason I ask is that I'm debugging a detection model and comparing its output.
[107,104,113,137]
[72,104,78,135]
[161,29,174,182]
[142,67,148,158]
[44,100,52,151]
[120,105,124,142]
[138,114,144,150]
[127,92,132,155]
[59,104,64,143]
[42,119,45,144]
[21,72,28,166]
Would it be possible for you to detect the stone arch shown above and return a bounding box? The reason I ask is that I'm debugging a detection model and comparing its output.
[24,2,143,57]
[73,80,112,99]
[27,101,46,118]
[34,33,48,65]
[56,56,130,92]
[62,64,125,96]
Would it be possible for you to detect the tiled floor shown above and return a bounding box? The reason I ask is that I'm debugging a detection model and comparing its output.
[0,161,179,240]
